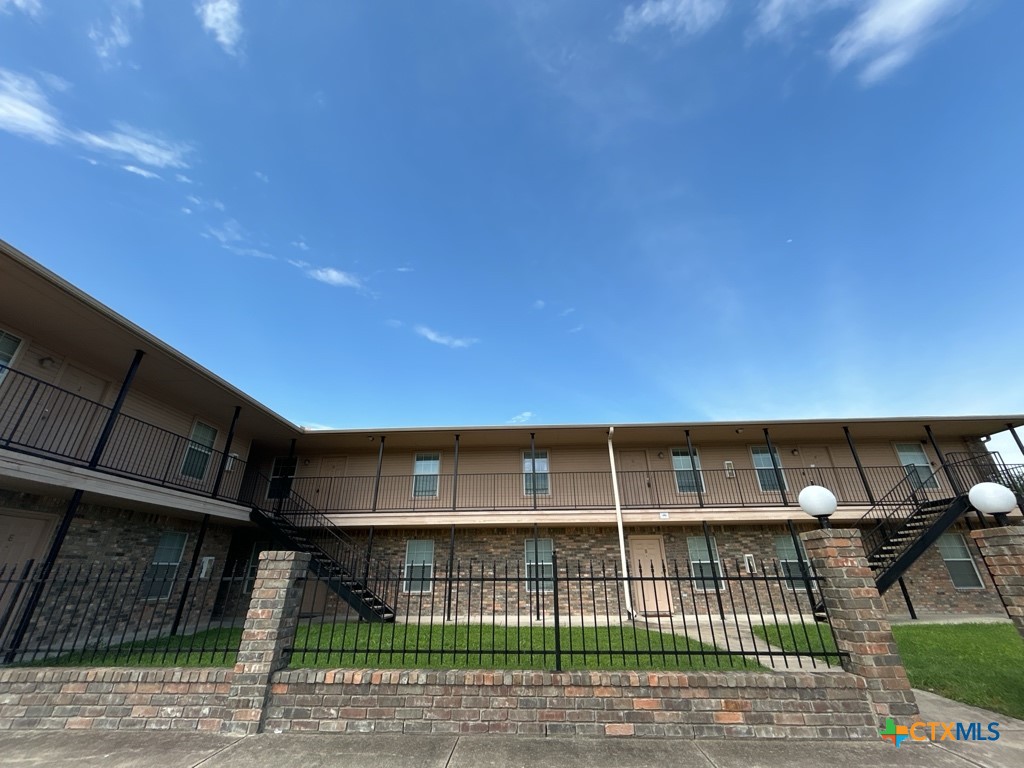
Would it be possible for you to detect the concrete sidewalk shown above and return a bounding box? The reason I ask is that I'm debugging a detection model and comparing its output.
[2,689,1020,768]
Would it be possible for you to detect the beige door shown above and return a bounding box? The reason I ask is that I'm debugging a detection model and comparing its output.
[799,445,845,498]
[629,535,671,615]
[316,456,348,511]
[619,450,652,507]
[0,512,53,571]
[53,365,108,460]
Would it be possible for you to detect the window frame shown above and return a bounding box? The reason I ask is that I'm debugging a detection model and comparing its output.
[522,449,551,497]
[143,531,188,600]
[671,447,704,494]
[750,446,787,493]
[686,535,722,592]
[0,328,24,385]
[267,455,298,500]
[180,420,218,481]
[773,534,810,591]
[412,452,441,498]
[936,532,984,590]
[894,442,939,490]
[403,539,435,594]
[524,537,554,592]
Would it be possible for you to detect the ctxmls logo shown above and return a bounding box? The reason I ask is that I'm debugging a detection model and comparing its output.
[879,718,1000,748]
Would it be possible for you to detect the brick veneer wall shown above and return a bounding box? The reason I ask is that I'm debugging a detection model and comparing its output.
[263,669,877,739]
[971,525,1024,638]
[0,668,231,731]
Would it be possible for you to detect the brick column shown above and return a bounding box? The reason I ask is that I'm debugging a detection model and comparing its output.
[971,526,1024,639]
[801,528,918,719]
[221,550,310,735]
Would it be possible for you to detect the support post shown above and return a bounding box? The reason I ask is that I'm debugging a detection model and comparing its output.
[530,433,540,620]
[787,520,816,611]
[88,349,145,469]
[702,520,726,622]
[897,576,917,620]
[366,436,385,583]
[212,405,242,499]
[170,514,210,636]
[607,427,633,618]
[685,429,704,507]
[925,424,962,495]
[1008,423,1024,461]
[763,427,788,506]
[445,434,459,620]
[800,528,918,718]
[843,426,876,505]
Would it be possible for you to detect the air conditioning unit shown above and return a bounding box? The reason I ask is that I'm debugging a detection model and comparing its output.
[224,453,239,472]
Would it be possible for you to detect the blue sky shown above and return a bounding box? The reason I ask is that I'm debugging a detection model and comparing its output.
[0,1,1021,457]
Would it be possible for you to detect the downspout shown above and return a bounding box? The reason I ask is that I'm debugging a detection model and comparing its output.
[607,427,633,618]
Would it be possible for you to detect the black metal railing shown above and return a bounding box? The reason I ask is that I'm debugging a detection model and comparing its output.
[288,464,935,514]
[290,555,844,671]
[0,364,247,503]
[860,455,1024,569]
[0,560,252,666]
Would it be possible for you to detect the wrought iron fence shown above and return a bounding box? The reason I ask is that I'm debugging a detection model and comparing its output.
[0,561,252,666]
[291,555,845,671]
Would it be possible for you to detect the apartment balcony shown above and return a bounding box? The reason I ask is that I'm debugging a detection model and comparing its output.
[285,464,953,518]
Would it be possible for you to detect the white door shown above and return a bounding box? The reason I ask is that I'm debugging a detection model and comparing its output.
[317,456,348,511]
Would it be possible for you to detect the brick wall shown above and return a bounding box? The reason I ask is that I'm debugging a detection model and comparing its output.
[0,668,230,731]
[263,668,877,739]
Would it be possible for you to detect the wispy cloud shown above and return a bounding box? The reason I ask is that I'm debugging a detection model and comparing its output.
[532,299,546,310]
[205,218,244,245]
[414,325,478,349]
[752,0,969,84]
[559,307,575,317]
[617,0,729,39]
[830,0,968,84]
[506,411,534,424]
[396,266,414,273]
[0,68,63,143]
[385,319,403,328]
[122,164,160,179]
[76,122,191,168]
[0,1,42,18]
[175,173,193,184]
[568,324,584,333]
[195,0,242,56]
[306,266,362,289]
[254,170,268,182]
[89,0,143,66]
[292,238,309,251]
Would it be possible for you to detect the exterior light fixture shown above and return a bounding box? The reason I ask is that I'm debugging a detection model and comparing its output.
[798,485,838,529]
[968,482,1017,527]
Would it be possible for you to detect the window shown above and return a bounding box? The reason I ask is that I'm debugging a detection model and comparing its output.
[525,538,554,592]
[937,533,983,589]
[687,535,722,591]
[268,455,298,500]
[895,443,938,489]
[523,450,550,496]
[0,330,22,384]
[672,448,704,493]
[143,532,188,599]
[181,421,217,480]
[404,540,434,593]
[751,446,787,492]
[774,535,809,590]
[413,452,441,497]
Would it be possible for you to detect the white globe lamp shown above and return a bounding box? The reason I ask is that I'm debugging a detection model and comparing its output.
[798,485,838,529]
[969,482,1017,526]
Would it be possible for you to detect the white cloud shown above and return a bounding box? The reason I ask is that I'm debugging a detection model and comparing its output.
[122,164,160,179]
[292,238,309,251]
[225,245,273,259]
[568,324,584,333]
[506,411,534,424]
[287,258,309,268]
[195,0,242,55]
[0,1,42,17]
[75,122,191,168]
[618,0,729,39]
[307,266,362,289]
[254,170,268,182]
[181,206,193,214]
[89,0,143,65]
[532,299,546,310]
[414,325,478,349]
[753,0,853,37]
[385,319,403,328]
[0,68,63,144]
[559,307,575,317]
[205,218,244,244]
[175,173,193,183]
[396,266,414,272]
[830,0,968,85]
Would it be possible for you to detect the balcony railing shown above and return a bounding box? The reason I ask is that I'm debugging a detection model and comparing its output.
[0,364,247,503]
[287,463,952,514]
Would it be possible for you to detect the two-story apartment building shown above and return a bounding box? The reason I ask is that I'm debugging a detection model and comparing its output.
[1,237,1022,626]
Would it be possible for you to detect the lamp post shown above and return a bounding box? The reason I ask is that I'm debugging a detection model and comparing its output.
[798,485,838,529]
[968,482,1017,527]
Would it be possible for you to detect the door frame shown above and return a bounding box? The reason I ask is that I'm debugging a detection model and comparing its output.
[627,534,672,615]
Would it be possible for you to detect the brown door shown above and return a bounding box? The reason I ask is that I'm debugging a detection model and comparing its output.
[629,535,671,615]
[619,450,652,507]
[316,456,348,511]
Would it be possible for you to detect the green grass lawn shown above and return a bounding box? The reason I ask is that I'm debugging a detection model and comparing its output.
[33,623,763,671]
[753,622,1024,721]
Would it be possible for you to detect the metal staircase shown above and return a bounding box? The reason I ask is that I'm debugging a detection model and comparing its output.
[859,453,1021,595]
[241,472,396,622]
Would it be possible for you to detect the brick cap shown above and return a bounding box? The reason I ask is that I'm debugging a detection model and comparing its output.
[970,525,1024,541]
[801,528,863,544]
[258,550,313,563]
